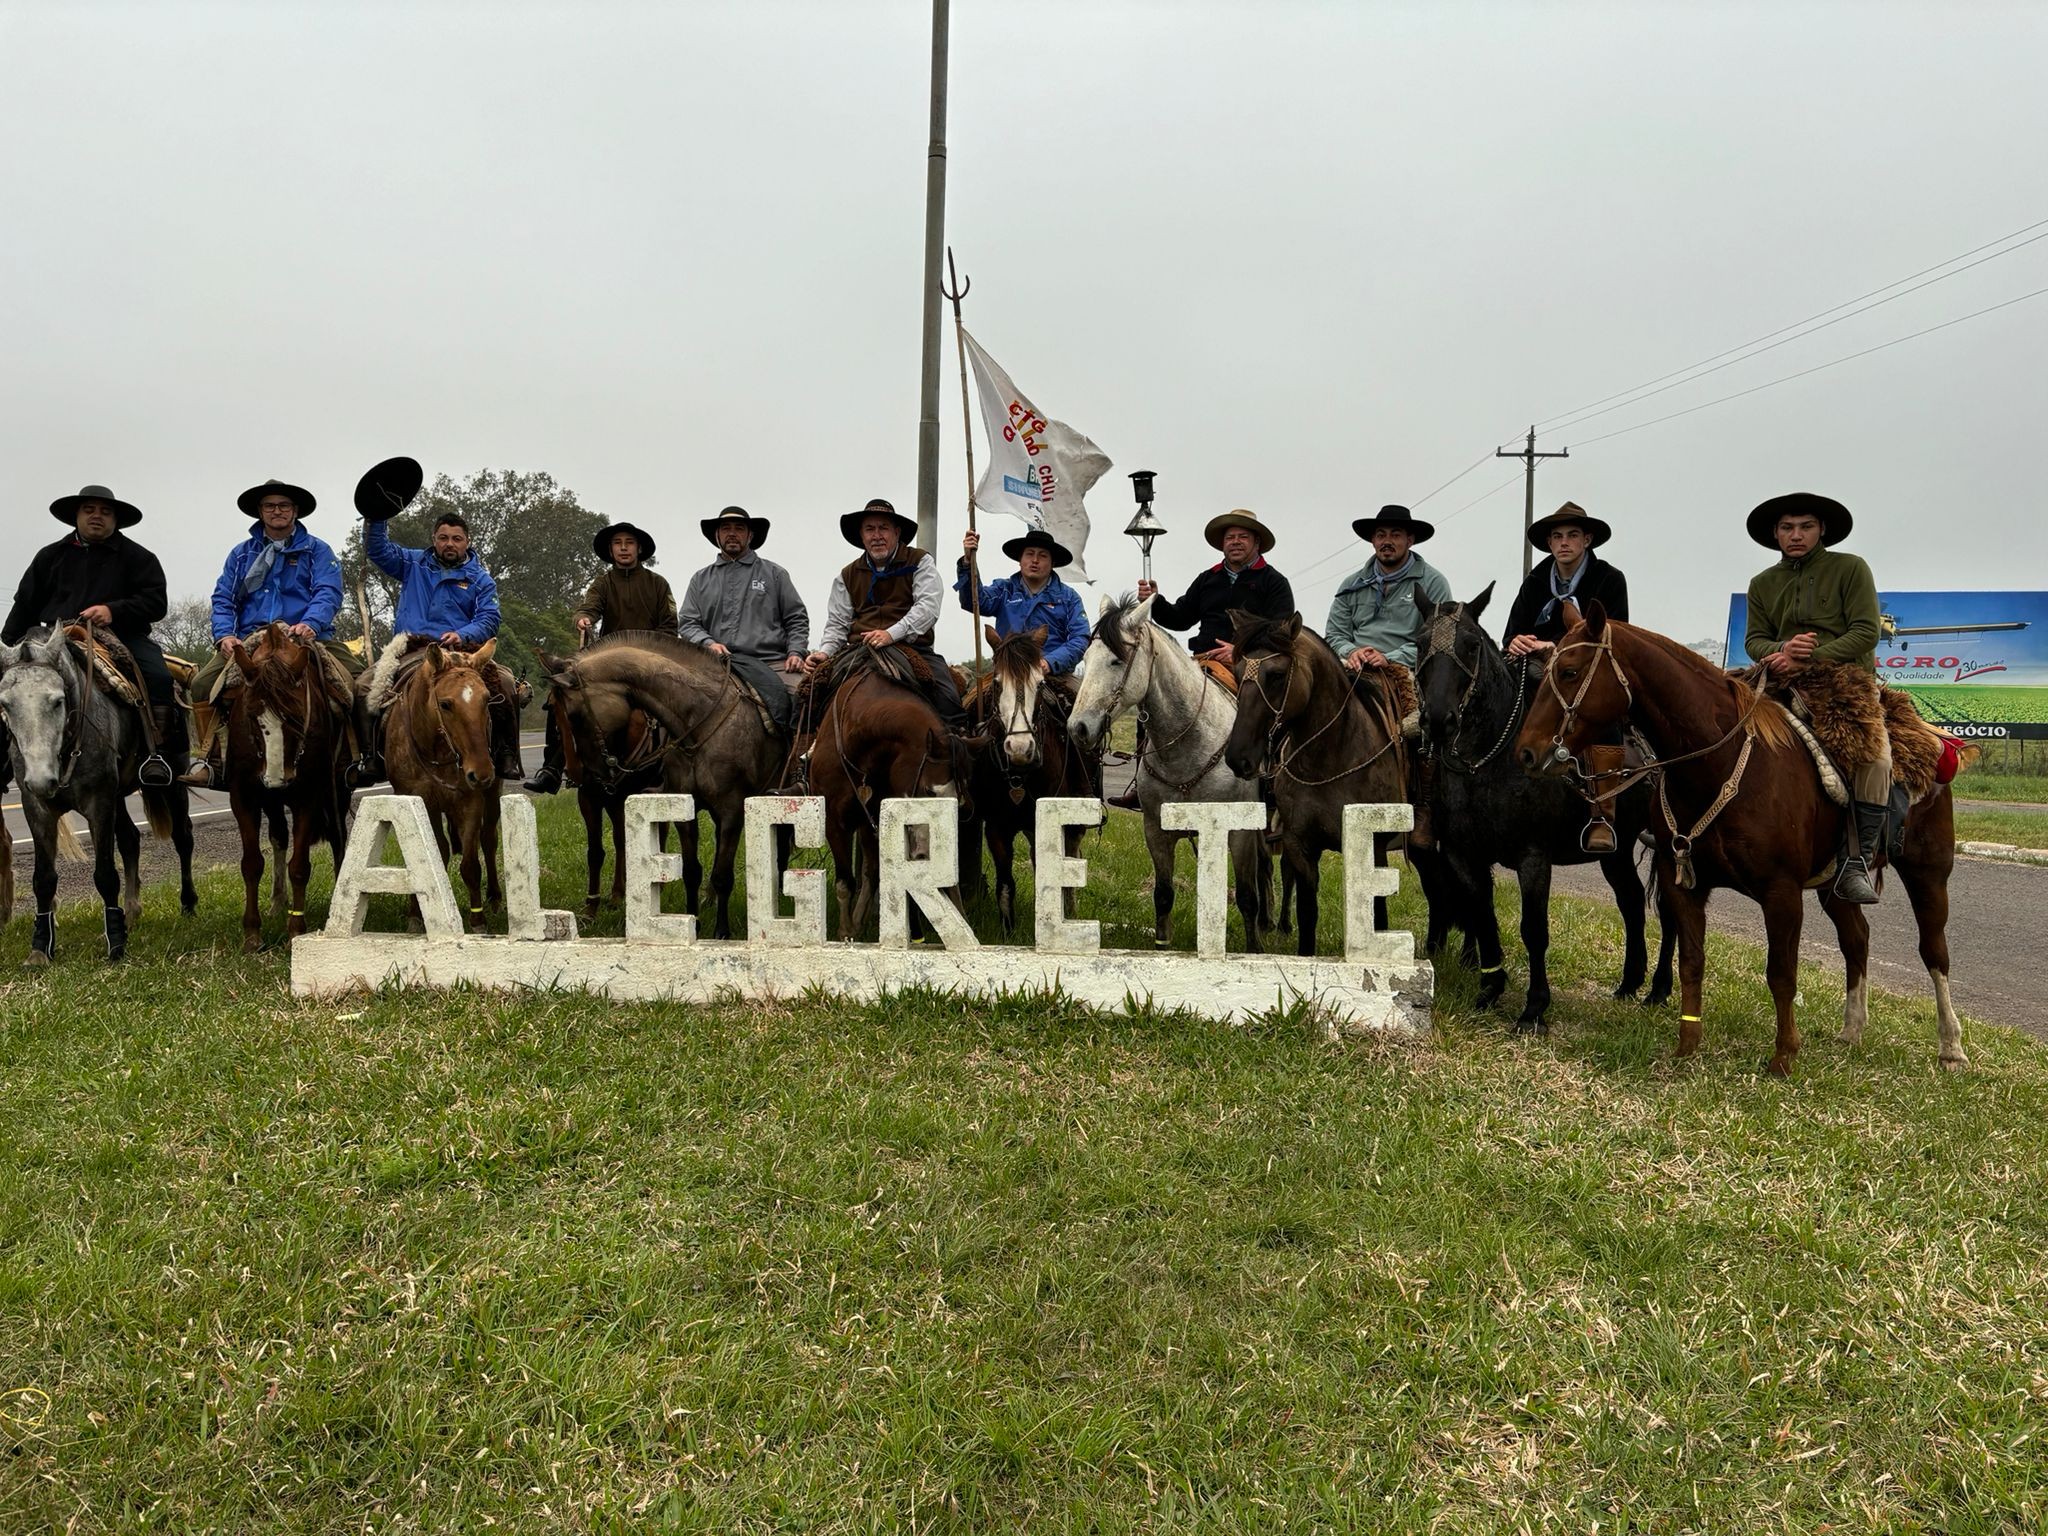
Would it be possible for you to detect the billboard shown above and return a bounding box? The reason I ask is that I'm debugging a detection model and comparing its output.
[1724,590,2048,740]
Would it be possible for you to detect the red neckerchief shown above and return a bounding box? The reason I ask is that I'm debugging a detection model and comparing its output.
[1210,555,1268,575]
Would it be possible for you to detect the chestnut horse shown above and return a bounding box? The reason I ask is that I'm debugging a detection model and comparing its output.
[383,640,505,929]
[1515,604,1967,1075]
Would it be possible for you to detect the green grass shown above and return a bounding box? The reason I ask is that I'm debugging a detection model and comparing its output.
[3,799,2047,1531]
[1953,807,2048,847]
[1898,683,2048,727]
[1955,770,2048,806]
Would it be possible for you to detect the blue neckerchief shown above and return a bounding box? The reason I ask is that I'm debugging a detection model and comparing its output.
[242,535,293,596]
[862,548,918,607]
[1369,554,1415,615]
[1536,555,1589,628]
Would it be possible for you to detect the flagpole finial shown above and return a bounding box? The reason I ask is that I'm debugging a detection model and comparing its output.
[1123,471,1166,583]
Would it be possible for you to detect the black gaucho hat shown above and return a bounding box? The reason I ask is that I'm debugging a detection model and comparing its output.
[840,496,918,549]
[1351,503,1434,544]
[1526,500,1612,550]
[1747,492,1852,549]
[354,456,424,522]
[593,522,658,563]
[1001,527,1073,567]
[701,505,771,550]
[238,478,317,517]
[49,484,142,528]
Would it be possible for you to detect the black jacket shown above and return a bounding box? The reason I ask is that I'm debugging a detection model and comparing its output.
[1151,559,1295,653]
[1500,552,1629,646]
[4,531,169,647]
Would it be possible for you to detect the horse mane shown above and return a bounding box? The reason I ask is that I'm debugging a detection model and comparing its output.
[830,643,928,691]
[1609,620,1795,754]
[1091,593,1146,663]
[990,628,1044,689]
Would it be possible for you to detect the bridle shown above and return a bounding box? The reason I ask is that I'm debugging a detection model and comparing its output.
[1239,644,1400,787]
[1416,612,1527,773]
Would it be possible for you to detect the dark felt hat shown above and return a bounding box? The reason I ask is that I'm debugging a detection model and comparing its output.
[1203,508,1277,554]
[354,456,424,522]
[49,484,142,528]
[238,478,317,517]
[593,521,658,562]
[700,504,771,551]
[1526,500,1611,550]
[1747,492,1853,549]
[1001,527,1073,567]
[1351,504,1434,544]
[840,497,918,549]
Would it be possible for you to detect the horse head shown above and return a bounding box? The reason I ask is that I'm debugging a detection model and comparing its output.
[0,626,80,799]
[238,622,326,789]
[1069,592,1161,751]
[417,644,497,788]
[986,623,1048,767]
[1415,582,1500,752]
[1223,609,1304,780]
[1515,599,1624,777]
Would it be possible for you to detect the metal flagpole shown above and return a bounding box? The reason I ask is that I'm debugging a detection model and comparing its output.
[914,0,951,553]
[942,247,986,715]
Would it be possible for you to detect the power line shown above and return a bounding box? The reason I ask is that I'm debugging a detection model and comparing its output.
[1534,213,2048,431]
[1286,449,1497,586]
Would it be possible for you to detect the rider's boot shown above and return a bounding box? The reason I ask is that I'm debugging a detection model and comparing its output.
[1105,720,1144,809]
[493,704,525,781]
[1580,743,1626,854]
[103,905,128,962]
[1407,753,1439,851]
[29,910,55,963]
[177,701,221,787]
[138,703,181,788]
[1832,801,1888,906]
[347,695,385,788]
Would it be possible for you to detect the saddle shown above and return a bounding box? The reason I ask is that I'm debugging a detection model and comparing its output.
[60,623,150,708]
[1773,661,1963,803]
[1195,654,1238,695]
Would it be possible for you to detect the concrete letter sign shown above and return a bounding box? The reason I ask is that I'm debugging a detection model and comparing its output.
[624,793,697,945]
[1158,800,1265,957]
[501,791,578,942]
[1342,802,1413,964]
[325,794,462,938]
[1033,797,1103,955]
[744,794,829,946]
[878,797,978,951]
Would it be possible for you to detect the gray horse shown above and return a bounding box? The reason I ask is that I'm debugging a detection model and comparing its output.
[0,626,197,964]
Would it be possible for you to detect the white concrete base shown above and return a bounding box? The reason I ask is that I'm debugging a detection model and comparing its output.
[289,933,1434,1037]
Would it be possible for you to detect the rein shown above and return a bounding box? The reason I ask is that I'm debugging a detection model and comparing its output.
[1104,623,1233,797]
[1240,648,1401,788]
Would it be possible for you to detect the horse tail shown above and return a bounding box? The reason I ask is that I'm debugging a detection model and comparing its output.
[140,784,176,841]
[55,817,87,862]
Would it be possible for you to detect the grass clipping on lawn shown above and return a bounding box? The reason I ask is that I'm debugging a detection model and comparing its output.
[0,798,2045,1531]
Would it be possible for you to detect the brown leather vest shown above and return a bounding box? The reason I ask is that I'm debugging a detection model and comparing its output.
[840,546,933,648]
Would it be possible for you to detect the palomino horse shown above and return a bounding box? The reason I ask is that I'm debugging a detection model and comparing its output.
[0,624,197,962]
[538,631,785,939]
[383,640,505,930]
[224,623,354,952]
[1223,611,1412,957]
[1068,594,1272,951]
[965,625,1097,933]
[809,645,969,940]
[1414,589,1674,1028]
[1516,604,1968,1075]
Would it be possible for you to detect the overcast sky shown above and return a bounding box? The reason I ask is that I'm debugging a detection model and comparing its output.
[5,0,2044,659]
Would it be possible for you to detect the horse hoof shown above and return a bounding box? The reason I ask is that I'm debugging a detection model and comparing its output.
[1642,990,1672,1009]
[242,934,264,954]
[1939,1053,1969,1073]
[1611,985,1639,1002]
[1476,984,1507,1012]
[1511,1017,1549,1037]
[23,951,51,970]
[1763,1056,1794,1078]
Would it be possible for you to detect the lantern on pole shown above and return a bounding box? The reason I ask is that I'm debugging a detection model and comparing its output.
[1123,470,1166,585]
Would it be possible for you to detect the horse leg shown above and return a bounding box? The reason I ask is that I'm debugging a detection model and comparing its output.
[608,796,630,908]
[482,797,503,913]
[581,787,606,916]
[989,824,1017,935]
[235,794,266,952]
[1512,857,1554,1034]
[1664,872,1710,1058]
[1281,838,1315,958]
[457,813,487,932]
[827,808,858,941]
[1144,820,1180,948]
[0,812,13,927]
[267,802,288,922]
[1597,847,1650,1000]
[24,804,62,966]
[680,813,703,920]
[170,788,198,916]
[1644,869,1677,1008]
[1818,889,1871,1049]
[1062,822,1085,921]
[285,801,317,939]
[1896,844,1967,1071]
[852,824,880,942]
[113,805,142,929]
[1759,882,1806,1077]
[958,805,987,904]
[708,803,744,940]
[1229,828,1266,955]
[1446,848,1508,1010]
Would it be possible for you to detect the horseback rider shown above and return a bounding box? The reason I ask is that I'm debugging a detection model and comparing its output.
[1325,505,1452,844]
[1115,509,1293,809]
[350,494,526,786]
[1742,491,1889,905]
[2,485,185,790]
[678,505,809,711]
[957,527,1088,676]
[802,498,969,731]
[524,520,675,794]
[181,479,362,788]
[1502,501,1631,852]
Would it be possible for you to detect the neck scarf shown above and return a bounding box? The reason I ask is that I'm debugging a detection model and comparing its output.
[1370,554,1415,613]
[242,533,292,597]
[1536,554,1589,628]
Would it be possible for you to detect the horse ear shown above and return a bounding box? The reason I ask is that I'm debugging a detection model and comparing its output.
[1466,582,1496,622]
[984,624,1000,648]
[1027,625,1047,647]
[0,640,20,670]
[30,630,66,664]
[1133,593,1157,622]
[471,638,497,667]
[1227,607,1255,640]
[423,644,445,677]
[1098,592,1119,620]
[1284,612,1302,642]
[1583,599,1608,637]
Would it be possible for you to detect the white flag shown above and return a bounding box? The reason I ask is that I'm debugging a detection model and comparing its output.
[962,329,1111,582]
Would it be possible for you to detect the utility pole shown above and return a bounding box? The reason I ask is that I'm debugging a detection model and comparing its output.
[1498,426,1568,578]
[913,0,950,553]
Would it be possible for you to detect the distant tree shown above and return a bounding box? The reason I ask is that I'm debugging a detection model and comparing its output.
[338,469,609,684]
[157,595,215,664]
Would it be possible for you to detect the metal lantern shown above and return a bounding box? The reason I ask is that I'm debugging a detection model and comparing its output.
[1123,470,1166,584]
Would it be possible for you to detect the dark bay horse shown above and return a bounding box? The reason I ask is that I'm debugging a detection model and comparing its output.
[542,683,666,918]
[383,640,505,930]
[1222,611,1412,956]
[1415,588,1674,1029]
[225,623,354,951]
[0,624,197,963]
[538,631,784,939]
[1516,603,1968,1075]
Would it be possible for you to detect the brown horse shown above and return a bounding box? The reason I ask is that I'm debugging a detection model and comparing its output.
[383,640,504,930]
[1223,611,1413,957]
[544,687,667,917]
[809,645,969,940]
[223,623,354,952]
[1515,604,1968,1075]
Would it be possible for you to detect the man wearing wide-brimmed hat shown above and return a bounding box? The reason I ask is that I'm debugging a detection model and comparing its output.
[182,479,360,787]
[957,526,1088,676]
[2,485,182,790]
[1325,505,1453,673]
[802,497,967,730]
[1136,509,1293,665]
[678,506,809,734]
[1743,491,1889,904]
[525,519,679,794]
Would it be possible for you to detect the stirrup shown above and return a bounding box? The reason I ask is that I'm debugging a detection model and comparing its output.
[1580,817,1618,854]
[137,752,175,788]
[177,759,219,788]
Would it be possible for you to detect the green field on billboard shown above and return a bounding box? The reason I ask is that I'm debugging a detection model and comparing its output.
[1892,684,2048,726]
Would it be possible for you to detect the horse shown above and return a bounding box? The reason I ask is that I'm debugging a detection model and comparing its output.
[0,804,13,926]
[1222,611,1416,957]
[1414,587,1675,1028]
[808,645,969,940]
[1515,603,1968,1075]
[381,640,506,931]
[537,631,785,939]
[0,624,197,963]
[541,683,666,918]
[964,625,1097,933]
[223,622,355,952]
[1068,594,1273,951]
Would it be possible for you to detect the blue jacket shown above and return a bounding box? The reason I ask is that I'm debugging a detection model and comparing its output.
[366,521,501,645]
[211,522,344,641]
[954,561,1089,673]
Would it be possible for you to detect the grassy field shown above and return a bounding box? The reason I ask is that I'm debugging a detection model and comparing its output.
[1897,684,2048,728]
[1952,807,2048,847]
[3,798,2047,1531]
